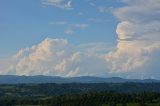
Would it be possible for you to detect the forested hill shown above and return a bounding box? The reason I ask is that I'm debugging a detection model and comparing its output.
[0,75,159,84]
[0,83,160,105]
[0,83,160,97]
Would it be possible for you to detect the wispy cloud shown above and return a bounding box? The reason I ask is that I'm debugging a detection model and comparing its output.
[65,29,74,35]
[48,21,89,35]
[88,18,111,23]
[75,24,88,29]
[89,2,95,6]
[98,6,109,13]
[64,23,89,35]
[49,21,68,25]
[77,12,84,16]
[42,0,73,10]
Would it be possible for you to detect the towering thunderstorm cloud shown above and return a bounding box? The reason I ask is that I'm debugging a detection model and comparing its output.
[107,0,160,74]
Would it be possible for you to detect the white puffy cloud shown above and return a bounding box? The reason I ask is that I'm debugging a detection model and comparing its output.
[107,0,160,72]
[0,58,12,74]
[4,38,109,77]
[42,0,73,10]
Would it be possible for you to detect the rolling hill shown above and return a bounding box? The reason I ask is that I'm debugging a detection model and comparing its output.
[0,75,159,84]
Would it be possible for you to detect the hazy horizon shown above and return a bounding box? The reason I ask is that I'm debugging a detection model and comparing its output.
[1,0,160,79]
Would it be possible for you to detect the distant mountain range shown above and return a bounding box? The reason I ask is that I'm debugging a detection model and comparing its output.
[0,75,159,84]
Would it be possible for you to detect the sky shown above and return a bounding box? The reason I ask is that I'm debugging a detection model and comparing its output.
[0,0,160,79]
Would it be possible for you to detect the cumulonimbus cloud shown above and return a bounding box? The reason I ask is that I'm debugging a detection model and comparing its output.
[107,0,160,72]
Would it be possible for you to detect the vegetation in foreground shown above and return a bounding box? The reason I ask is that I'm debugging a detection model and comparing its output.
[0,83,160,106]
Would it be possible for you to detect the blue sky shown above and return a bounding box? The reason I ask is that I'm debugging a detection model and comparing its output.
[1,0,160,79]
[0,0,122,57]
